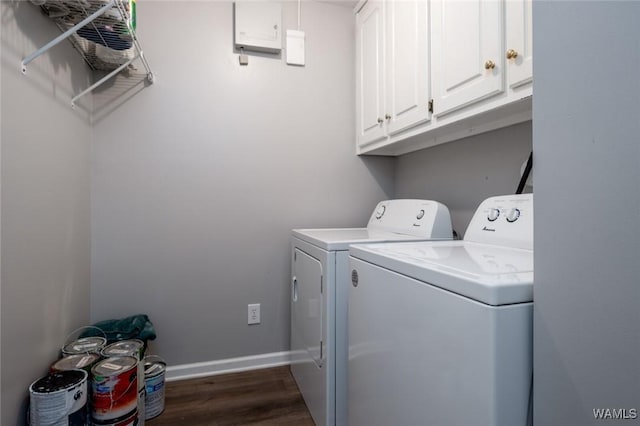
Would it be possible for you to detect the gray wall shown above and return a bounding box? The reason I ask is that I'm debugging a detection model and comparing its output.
[1,2,92,424]
[533,2,640,425]
[395,122,532,236]
[91,1,394,365]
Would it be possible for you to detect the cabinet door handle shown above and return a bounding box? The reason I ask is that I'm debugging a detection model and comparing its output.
[377,118,384,124]
[506,49,519,60]
[484,60,496,70]
[385,114,391,120]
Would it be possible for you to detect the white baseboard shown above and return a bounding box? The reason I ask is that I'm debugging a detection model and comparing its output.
[165,351,292,382]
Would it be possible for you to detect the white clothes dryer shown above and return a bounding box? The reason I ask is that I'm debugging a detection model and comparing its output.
[291,200,453,426]
[348,194,534,426]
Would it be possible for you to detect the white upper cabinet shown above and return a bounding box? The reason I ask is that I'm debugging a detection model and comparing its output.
[356,0,386,146]
[506,0,533,88]
[356,0,430,149]
[355,0,533,155]
[431,0,504,117]
[385,0,430,135]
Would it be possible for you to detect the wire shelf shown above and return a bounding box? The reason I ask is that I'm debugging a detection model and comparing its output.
[22,0,154,107]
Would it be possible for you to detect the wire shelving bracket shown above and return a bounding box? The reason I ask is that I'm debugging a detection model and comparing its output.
[21,0,154,108]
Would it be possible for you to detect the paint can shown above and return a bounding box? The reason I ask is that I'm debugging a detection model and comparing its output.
[29,369,88,426]
[91,356,138,424]
[143,355,166,419]
[51,353,101,375]
[62,336,107,356]
[61,325,108,357]
[101,339,145,361]
[102,340,146,424]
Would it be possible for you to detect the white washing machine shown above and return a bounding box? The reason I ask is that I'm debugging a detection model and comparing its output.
[348,194,534,426]
[291,200,453,426]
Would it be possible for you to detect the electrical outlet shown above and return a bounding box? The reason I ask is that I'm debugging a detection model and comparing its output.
[248,303,260,325]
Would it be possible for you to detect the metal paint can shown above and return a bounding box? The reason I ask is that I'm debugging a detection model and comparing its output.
[102,340,146,424]
[143,355,166,419]
[101,339,145,361]
[51,353,101,375]
[29,369,88,426]
[62,336,107,356]
[91,356,138,424]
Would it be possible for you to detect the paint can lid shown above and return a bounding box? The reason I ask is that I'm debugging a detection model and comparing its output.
[101,339,144,358]
[62,336,107,355]
[92,356,138,377]
[30,370,87,393]
[144,360,166,378]
[52,353,101,371]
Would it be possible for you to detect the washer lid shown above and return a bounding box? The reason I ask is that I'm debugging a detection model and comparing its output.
[349,241,533,306]
[292,228,445,251]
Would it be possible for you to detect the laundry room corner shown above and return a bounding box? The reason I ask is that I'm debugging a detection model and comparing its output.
[89,0,395,372]
[4,0,640,424]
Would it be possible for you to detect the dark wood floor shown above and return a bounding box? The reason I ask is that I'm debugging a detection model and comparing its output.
[147,366,315,426]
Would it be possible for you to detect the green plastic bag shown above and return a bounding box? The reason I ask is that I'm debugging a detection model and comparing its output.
[80,314,156,345]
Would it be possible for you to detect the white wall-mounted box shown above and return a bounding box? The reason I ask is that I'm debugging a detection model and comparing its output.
[286,29,305,66]
[234,2,282,53]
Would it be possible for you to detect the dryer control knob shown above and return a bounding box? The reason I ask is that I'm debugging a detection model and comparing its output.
[506,208,521,223]
[416,209,425,220]
[487,208,500,222]
[375,205,386,219]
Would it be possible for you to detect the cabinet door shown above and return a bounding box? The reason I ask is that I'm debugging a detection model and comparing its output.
[385,0,430,135]
[356,0,386,147]
[506,0,533,88]
[431,0,504,117]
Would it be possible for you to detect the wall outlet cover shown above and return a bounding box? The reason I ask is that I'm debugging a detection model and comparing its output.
[248,303,261,325]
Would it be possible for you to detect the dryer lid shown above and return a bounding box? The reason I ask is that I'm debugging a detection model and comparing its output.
[291,228,433,251]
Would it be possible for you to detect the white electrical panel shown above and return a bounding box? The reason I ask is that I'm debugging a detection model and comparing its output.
[234,2,282,53]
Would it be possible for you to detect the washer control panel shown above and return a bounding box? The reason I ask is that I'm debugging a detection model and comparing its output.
[367,199,453,240]
[465,194,533,250]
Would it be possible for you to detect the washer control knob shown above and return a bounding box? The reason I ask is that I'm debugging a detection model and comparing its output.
[375,205,386,219]
[416,209,425,220]
[506,208,521,223]
[487,208,500,222]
